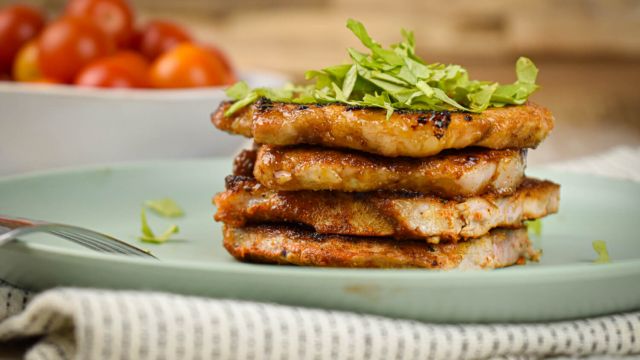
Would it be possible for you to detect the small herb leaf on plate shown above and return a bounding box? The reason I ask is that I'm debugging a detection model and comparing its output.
[144,198,184,218]
[592,240,611,264]
[139,208,180,244]
[526,219,543,237]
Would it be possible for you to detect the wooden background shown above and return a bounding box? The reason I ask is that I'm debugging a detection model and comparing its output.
[6,0,640,163]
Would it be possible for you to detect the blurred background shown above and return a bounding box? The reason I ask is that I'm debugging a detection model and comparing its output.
[2,0,640,168]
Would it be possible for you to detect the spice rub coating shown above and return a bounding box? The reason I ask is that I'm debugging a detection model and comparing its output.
[253,145,526,197]
[214,176,559,243]
[212,101,554,158]
[223,224,534,269]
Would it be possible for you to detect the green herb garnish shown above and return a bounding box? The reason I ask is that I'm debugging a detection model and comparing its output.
[526,219,543,237]
[144,198,184,218]
[225,19,539,118]
[592,240,610,263]
[139,208,180,244]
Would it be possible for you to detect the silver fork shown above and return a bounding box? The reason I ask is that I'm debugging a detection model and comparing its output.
[0,215,156,259]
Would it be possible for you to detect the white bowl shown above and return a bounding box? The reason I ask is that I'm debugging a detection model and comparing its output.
[0,71,286,175]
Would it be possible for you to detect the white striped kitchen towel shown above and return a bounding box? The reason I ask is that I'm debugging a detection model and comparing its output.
[0,146,639,360]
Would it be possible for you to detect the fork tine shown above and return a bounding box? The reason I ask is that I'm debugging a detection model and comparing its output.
[70,228,153,257]
[0,215,156,259]
[49,230,126,254]
[53,228,153,257]
[53,229,138,255]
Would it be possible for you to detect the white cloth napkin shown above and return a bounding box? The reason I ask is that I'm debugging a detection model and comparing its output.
[1,146,639,360]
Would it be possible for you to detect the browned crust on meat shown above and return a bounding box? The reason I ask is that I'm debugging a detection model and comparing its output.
[213,101,254,137]
[223,224,534,269]
[214,176,560,242]
[212,101,554,158]
[254,145,526,196]
[232,148,258,177]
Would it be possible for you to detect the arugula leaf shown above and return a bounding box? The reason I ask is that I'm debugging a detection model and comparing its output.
[347,19,404,66]
[516,56,538,85]
[468,83,497,111]
[144,198,184,218]
[223,20,540,117]
[140,208,155,239]
[324,64,353,80]
[363,93,394,119]
[139,208,180,244]
[592,240,610,264]
[225,81,250,99]
[341,65,357,98]
[225,92,259,117]
[526,219,543,237]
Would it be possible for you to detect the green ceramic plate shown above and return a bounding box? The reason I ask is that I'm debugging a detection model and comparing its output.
[0,159,638,323]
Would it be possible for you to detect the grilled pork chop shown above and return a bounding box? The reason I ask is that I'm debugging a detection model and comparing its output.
[214,176,559,243]
[212,100,554,158]
[253,145,526,197]
[223,224,535,269]
[232,146,258,177]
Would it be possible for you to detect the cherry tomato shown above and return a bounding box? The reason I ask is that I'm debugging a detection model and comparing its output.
[31,77,60,84]
[150,43,230,88]
[12,40,42,82]
[107,51,149,74]
[138,20,191,60]
[203,44,237,84]
[0,4,45,75]
[37,17,114,83]
[126,26,143,50]
[65,0,134,48]
[75,51,150,88]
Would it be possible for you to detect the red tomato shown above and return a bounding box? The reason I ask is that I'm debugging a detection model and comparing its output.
[150,44,229,88]
[75,51,150,88]
[65,0,134,48]
[37,17,114,83]
[126,26,143,50]
[108,51,149,73]
[12,40,42,82]
[31,77,60,84]
[138,20,191,60]
[0,4,45,75]
[202,44,237,85]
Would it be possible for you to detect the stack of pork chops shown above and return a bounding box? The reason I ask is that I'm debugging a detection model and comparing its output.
[211,99,560,269]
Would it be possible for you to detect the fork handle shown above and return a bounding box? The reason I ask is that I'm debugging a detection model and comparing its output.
[0,215,41,230]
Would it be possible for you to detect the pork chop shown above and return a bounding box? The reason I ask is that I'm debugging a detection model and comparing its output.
[253,145,526,197]
[214,176,559,243]
[223,224,535,269]
[212,100,554,158]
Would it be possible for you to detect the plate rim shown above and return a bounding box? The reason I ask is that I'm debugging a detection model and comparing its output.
[0,69,288,100]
